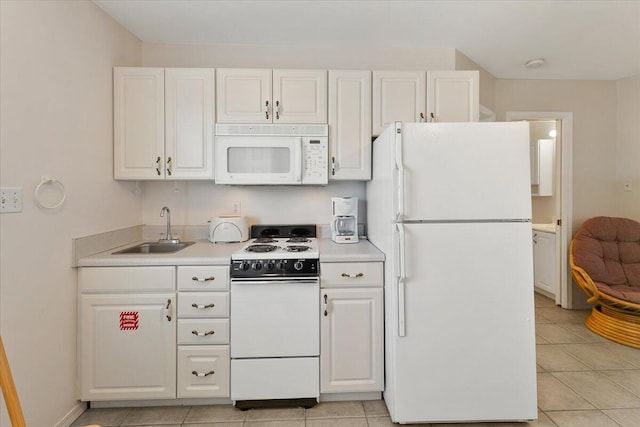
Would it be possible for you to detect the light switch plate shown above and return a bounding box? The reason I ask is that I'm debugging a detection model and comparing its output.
[623,181,633,192]
[1,187,23,213]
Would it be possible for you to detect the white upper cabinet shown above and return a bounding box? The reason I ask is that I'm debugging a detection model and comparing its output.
[426,70,479,122]
[328,70,372,180]
[216,68,272,123]
[113,67,215,180]
[372,71,426,136]
[114,68,165,180]
[216,69,327,123]
[165,68,215,179]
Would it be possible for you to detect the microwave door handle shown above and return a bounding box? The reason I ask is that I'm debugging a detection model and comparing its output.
[295,138,303,183]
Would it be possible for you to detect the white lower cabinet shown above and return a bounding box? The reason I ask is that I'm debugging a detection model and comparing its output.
[78,265,230,401]
[177,345,230,398]
[320,262,383,394]
[533,231,557,296]
[78,267,176,401]
[177,265,230,398]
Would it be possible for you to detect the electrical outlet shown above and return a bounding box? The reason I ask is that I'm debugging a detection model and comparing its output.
[0,187,22,213]
[623,181,633,192]
[231,201,241,216]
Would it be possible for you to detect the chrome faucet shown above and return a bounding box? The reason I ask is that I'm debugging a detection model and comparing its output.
[159,206,179,243]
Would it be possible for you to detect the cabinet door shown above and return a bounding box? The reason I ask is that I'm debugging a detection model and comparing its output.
[114,67,165,179]
[216,68,272,123]
[165,68,215,179]
[177,345,230,398]
[328,70,372,180]
[320,288,383,393]
[273,69,327,123]
[79,294,176,400]
[533,231,557,295]
[372,71,425,136]
[426,70,479,122]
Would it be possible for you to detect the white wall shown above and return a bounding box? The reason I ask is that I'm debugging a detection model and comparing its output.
[529,120,558,224]
[141,181,366,232]
[615,74,640,220]
[0,1,141,425]
[495,79,618,231]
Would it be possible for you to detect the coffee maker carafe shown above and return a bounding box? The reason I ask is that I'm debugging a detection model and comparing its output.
[331,197,359,244]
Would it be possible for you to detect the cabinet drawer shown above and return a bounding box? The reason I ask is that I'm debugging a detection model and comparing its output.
[320,262,383,288]
[177,345,229,398]
[178,319,229,345]
[79,266,175,293]
[177,266,229,291]
[178,292,229,318]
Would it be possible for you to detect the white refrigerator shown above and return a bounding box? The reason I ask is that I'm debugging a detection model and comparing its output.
[366,122,537,424]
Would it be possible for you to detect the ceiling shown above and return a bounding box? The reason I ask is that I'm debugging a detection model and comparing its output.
[93,0,640,80]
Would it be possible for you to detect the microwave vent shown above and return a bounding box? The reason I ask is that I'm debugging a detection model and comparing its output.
[215,123,328,137]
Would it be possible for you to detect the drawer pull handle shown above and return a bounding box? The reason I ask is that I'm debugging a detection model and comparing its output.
[341,273,364,278]
[191,303,215,309]
[192,276,215,282]
[192,370,215,377]
[191,330,215,337]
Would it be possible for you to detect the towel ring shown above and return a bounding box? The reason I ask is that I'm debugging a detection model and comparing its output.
[34,176,66,209]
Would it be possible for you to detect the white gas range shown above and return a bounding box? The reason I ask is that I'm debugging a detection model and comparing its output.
[230,225,319,409]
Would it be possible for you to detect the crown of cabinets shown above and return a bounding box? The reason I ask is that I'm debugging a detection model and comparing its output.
[113,67,479,181]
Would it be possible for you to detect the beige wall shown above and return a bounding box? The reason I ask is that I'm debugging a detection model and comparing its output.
[495,79,618,231]
[0,1,141,425]
[142,43,456,70]
[455,50,497,112]
[615,74,640,220]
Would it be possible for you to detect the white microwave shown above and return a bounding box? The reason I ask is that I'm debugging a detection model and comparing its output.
[214,124,328,185]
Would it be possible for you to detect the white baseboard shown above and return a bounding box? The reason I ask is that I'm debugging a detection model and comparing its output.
[320,392,381,402]
[55,402,87,427]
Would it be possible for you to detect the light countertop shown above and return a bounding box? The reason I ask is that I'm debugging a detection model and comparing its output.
[319,239,385,262]
[77,238,384,267]
[532,223,556,233]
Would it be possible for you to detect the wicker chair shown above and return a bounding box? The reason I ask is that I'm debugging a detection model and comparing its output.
[570,216,640,348]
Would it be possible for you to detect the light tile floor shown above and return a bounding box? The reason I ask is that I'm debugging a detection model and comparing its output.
[71,293,640,426]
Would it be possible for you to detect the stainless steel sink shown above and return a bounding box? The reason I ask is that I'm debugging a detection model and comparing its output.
[113,241,195,254]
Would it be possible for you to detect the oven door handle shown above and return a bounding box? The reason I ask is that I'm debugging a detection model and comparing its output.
[231,279,318,285]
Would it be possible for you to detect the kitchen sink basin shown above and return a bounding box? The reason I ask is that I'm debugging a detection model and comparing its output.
[113,241,195,255]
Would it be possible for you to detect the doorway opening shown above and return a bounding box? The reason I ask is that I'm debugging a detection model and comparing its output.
[506,112,574,309]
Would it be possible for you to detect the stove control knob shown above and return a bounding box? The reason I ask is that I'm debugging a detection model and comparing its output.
[275,261,285,270]
[264,261,275,271]
[252,261,263,271]
[294,261,304,271]
[239,261,250,271]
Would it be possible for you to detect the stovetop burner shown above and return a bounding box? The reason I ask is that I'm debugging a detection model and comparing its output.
[283,245,311,252]
[287,237,311,243]
[253,237,277,244]
[244,244,279,253]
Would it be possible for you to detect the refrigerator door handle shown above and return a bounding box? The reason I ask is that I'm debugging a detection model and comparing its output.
[394,124,405,221]
[397,223,407,337]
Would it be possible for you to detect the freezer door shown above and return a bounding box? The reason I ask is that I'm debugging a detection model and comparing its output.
[399,122,531,221]
[390,222,537,423]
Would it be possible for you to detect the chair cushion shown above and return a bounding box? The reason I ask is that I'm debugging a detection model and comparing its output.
[594,282,640,304]
[573,217,640,291]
